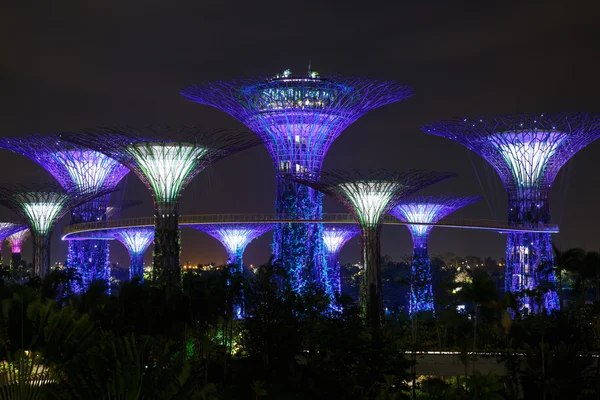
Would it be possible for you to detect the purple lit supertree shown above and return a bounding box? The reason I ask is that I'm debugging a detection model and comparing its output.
[181,68,413,293]
[322,224,360,296]
[0,135,129,289]
[189,223,273,271]
[6,228,30,268]
[290,169,455,328]
[111,228,154,280]
[390,196,481,314]
[0,224,28,266]
[422,112,600,313]
[190,223,273,318]
[0,183,105,277]
[63,126,261,282]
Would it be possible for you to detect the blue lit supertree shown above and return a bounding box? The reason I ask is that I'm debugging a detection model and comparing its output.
[111,228,154,280]
[63,127,261,282]
[390,196,480,314]
[6,228,30,268]
[291,169,454,328]
[0,135,129,289]
[190,223,273,318]
[322,224,360,296]
[0,183,103,277]
[189,223,273,271]
[422,113,600,313]
[181,69,413,293]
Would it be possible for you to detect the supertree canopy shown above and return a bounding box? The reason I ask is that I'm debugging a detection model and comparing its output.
[0,135,129,289]
[111,228,154,280]
[290,169,455,328]
[63,126,261,280]
[6,228,30,268]
[322,224,360,296]
[390,196,481,314]
[189,223,273,272]
[0,183,102,277]
[422,112,600,312]
[181,69,413,292]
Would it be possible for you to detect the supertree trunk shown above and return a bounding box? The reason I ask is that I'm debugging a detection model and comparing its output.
[10,252,22,269]
[153,202,180,282]
[326,252,342,296]
[68,194,111,291]
[273,180,325,292]
[361,226,383,329]
[130,252,145,281]
[506,191,558,312]
[32,234,51,278]
[411,235,435,314]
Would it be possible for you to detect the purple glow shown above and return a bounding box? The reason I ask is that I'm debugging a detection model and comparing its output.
[112,228,154,280]
[322,225,359,295]
[7,228,30,254]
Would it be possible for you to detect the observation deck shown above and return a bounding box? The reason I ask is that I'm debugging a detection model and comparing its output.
[62,213,559,240]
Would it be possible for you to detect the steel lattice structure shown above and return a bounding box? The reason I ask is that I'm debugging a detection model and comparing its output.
[62,126,261,280]
[390,196,481,314]
[422,112,600,312]
[181,70,413,293]
[322,224,360,296]
[290,169,455,327]
[0,134,130,289]
[6,228,30,268]
[106,200,143,220]
[111,228,154,281]
[0,183,105,277]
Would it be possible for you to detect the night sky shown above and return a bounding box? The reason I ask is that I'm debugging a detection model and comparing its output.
[1,1,600,269]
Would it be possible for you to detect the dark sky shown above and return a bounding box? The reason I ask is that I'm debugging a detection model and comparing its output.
[1,0,600,268]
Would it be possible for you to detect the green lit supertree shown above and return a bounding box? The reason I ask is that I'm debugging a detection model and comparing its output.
[63,127,261,281]
[290,169,454,328]
[0,183,104,276]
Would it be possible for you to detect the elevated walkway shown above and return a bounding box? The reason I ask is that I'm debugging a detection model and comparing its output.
[62,213,559,240]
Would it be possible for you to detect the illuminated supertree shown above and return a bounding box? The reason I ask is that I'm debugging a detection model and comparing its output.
[322,224,360,296]
[181,69,413,292]
[190,223,273,318]
[422,112,600,312]
[0,183,101,277]
[63,126,261,281]
[190,223,273,271]
[6,228,30,268]
[0,135,129,289]
[390,196,480,314]
[291,169,454,327]
[111,228,154,280]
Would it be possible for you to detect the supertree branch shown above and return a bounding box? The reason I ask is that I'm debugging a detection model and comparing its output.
[189,223,273,271]
[112,228,154,280]
[322,224,360,296]
[6,228,30,268]
[290,169,455,328]
[390,195,481,314]
[422,112,600,313]
[181,73,413,175]
[0,183,111,277]
[182,72,413,293]
[62,126,262,278]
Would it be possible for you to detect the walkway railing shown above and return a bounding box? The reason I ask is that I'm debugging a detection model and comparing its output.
[62,213,559,239]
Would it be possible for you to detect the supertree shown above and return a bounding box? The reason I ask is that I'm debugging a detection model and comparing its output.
[0,135,129,289]
[6,228,30,268]
[422,112,600,312]
[0,224,28,266]
[322,224,360,296]
[63,126,261,281]
[181,69,413,293]
[0,183,103,277]
[111,228,154,280]
[290,169,455,328]
[390,196,481,314]
[190,223,273,318]
[189,223,273,271]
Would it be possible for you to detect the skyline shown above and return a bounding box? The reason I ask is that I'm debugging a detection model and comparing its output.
[1,1,600,269]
